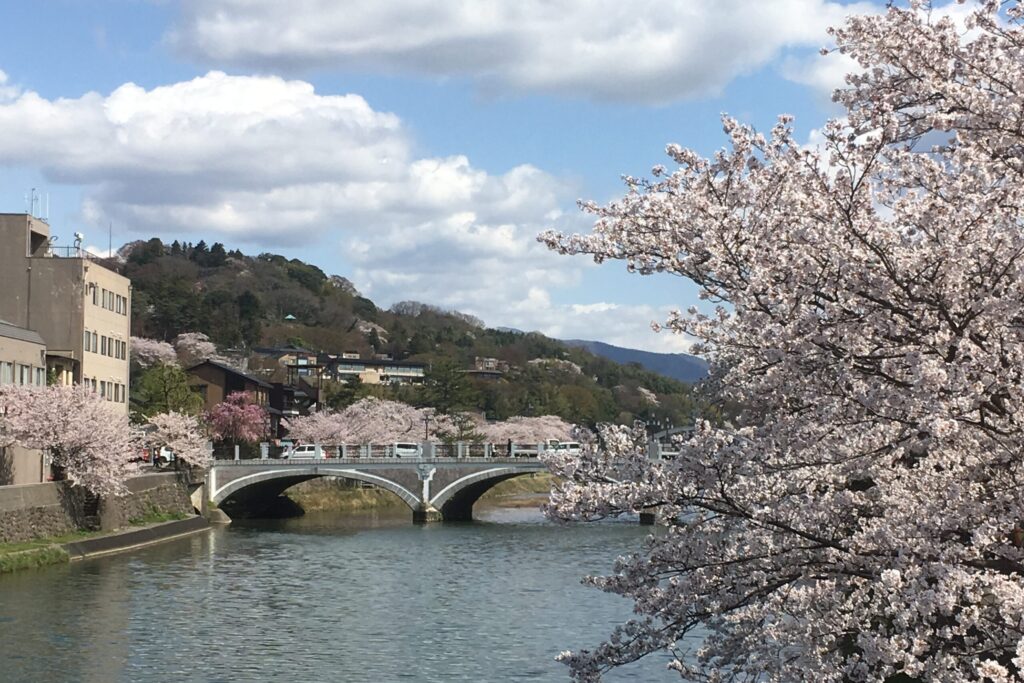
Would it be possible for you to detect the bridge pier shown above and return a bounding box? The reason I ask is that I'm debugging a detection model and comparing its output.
[639,506,658,525]
[412,504,443,524]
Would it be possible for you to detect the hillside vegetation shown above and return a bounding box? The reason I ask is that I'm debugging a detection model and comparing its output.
[120,238,710,428]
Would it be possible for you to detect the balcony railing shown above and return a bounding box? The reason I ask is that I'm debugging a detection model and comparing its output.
[45,246,104,260]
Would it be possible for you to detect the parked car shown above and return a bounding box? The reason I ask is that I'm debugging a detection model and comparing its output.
[546,440,582,455]
[282,444,323,459]
[393,442,422,457]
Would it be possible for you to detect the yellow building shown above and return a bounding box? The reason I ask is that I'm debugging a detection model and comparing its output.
[0,214,131,413]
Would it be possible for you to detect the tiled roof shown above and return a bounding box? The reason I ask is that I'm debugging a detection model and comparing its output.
[187,359,273,388]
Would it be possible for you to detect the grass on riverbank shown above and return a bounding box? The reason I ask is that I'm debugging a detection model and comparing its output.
[128,508,189,526]
[0,529,104,574]
[286,480,408,511]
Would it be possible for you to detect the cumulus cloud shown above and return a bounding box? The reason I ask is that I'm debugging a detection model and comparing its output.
[169,0,875,103]
[0,70,687,351]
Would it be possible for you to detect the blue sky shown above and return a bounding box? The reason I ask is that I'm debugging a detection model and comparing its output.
[0,0,910,352]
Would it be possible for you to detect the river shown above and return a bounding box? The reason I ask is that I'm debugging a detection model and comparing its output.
[0,505,681,682]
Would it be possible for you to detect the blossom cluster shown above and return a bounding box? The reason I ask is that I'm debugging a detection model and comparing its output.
[286,398,577,446]
[0,384,137,496]
[206,391,267,444]
[539,2,1024,680]
[129,336,178,368]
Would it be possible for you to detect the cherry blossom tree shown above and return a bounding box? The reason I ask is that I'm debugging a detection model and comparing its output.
[479,415,576,444]
[284,409,352,444]
[287,398,434,444]
[146,412,211,469]
[130,336,178,368]
[540,3,1024,680]
[0,385,136,496]
[173,332,219,367]
[206,391,267,444]
[288,399,578,448]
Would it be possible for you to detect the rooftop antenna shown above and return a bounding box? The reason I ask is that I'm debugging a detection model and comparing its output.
[108,221,112,258]
[25,188,38,217]
[44,193,49,220]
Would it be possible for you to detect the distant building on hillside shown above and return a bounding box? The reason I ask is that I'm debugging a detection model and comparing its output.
[464,356,508,381]
[0,213,131,413]
[251,344,318,378]
[319,353,426,385]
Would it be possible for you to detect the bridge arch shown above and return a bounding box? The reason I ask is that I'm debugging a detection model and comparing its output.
[212,467,420,517]
[429,467,542,521]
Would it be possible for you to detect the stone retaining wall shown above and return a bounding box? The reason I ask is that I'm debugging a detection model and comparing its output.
[0,473,195,543]
[98,473,195,531]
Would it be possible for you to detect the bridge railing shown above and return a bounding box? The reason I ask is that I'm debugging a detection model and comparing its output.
[211,456,548,467]
[210,441,549,461]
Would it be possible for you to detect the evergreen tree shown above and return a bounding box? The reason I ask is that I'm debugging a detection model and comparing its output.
[422,359,476,414]
[133,364,204,418]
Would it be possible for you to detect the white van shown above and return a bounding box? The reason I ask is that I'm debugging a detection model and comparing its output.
[545,440,582,455]
[282,444,321,459]
[393,442,421,458]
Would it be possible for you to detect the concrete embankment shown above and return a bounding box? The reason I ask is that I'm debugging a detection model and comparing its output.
[0,472,208,573]
[0,472,196,543]
[63,515,209,560]
[0,516,210,574]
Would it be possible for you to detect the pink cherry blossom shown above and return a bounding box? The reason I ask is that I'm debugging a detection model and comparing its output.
[146,411,211,468]
[206,391,267,444]
[0,384,137,496]
[129,336,178,368]
[539,2,1024,680]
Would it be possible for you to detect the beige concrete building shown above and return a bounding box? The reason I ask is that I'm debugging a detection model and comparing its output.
[0,213,131,413]
[0,320,48,484]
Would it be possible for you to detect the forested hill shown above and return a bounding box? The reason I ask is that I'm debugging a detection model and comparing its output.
[119,238,708,426]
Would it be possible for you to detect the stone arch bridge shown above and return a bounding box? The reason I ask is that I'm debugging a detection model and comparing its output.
[205,456,549,522]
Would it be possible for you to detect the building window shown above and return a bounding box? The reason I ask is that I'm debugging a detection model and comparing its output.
[91,332,98,353]
[17,364,31,385]
[35,368,45,386]
[0,362,12,384]
[84,329,91,351]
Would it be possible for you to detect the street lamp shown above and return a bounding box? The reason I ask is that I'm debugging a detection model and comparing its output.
[423,414,431,440]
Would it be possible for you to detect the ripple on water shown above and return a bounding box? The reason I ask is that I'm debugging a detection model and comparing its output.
[0,508,680,682]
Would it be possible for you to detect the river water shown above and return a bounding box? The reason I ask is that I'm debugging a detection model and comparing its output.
[0,505,681,682]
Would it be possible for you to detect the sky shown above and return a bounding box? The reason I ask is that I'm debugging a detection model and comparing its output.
[0,0,927,353]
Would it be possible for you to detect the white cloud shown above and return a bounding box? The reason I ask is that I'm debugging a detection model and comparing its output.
[0,70,691,351]
[505,298,697,354]
[0,70,20,102]
[781,51,860,104]
[170,0,875,103]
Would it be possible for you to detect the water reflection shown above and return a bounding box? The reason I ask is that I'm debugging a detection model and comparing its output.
[0,507,676,682]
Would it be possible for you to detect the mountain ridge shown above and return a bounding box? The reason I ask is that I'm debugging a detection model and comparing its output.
[563,339,708,384]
